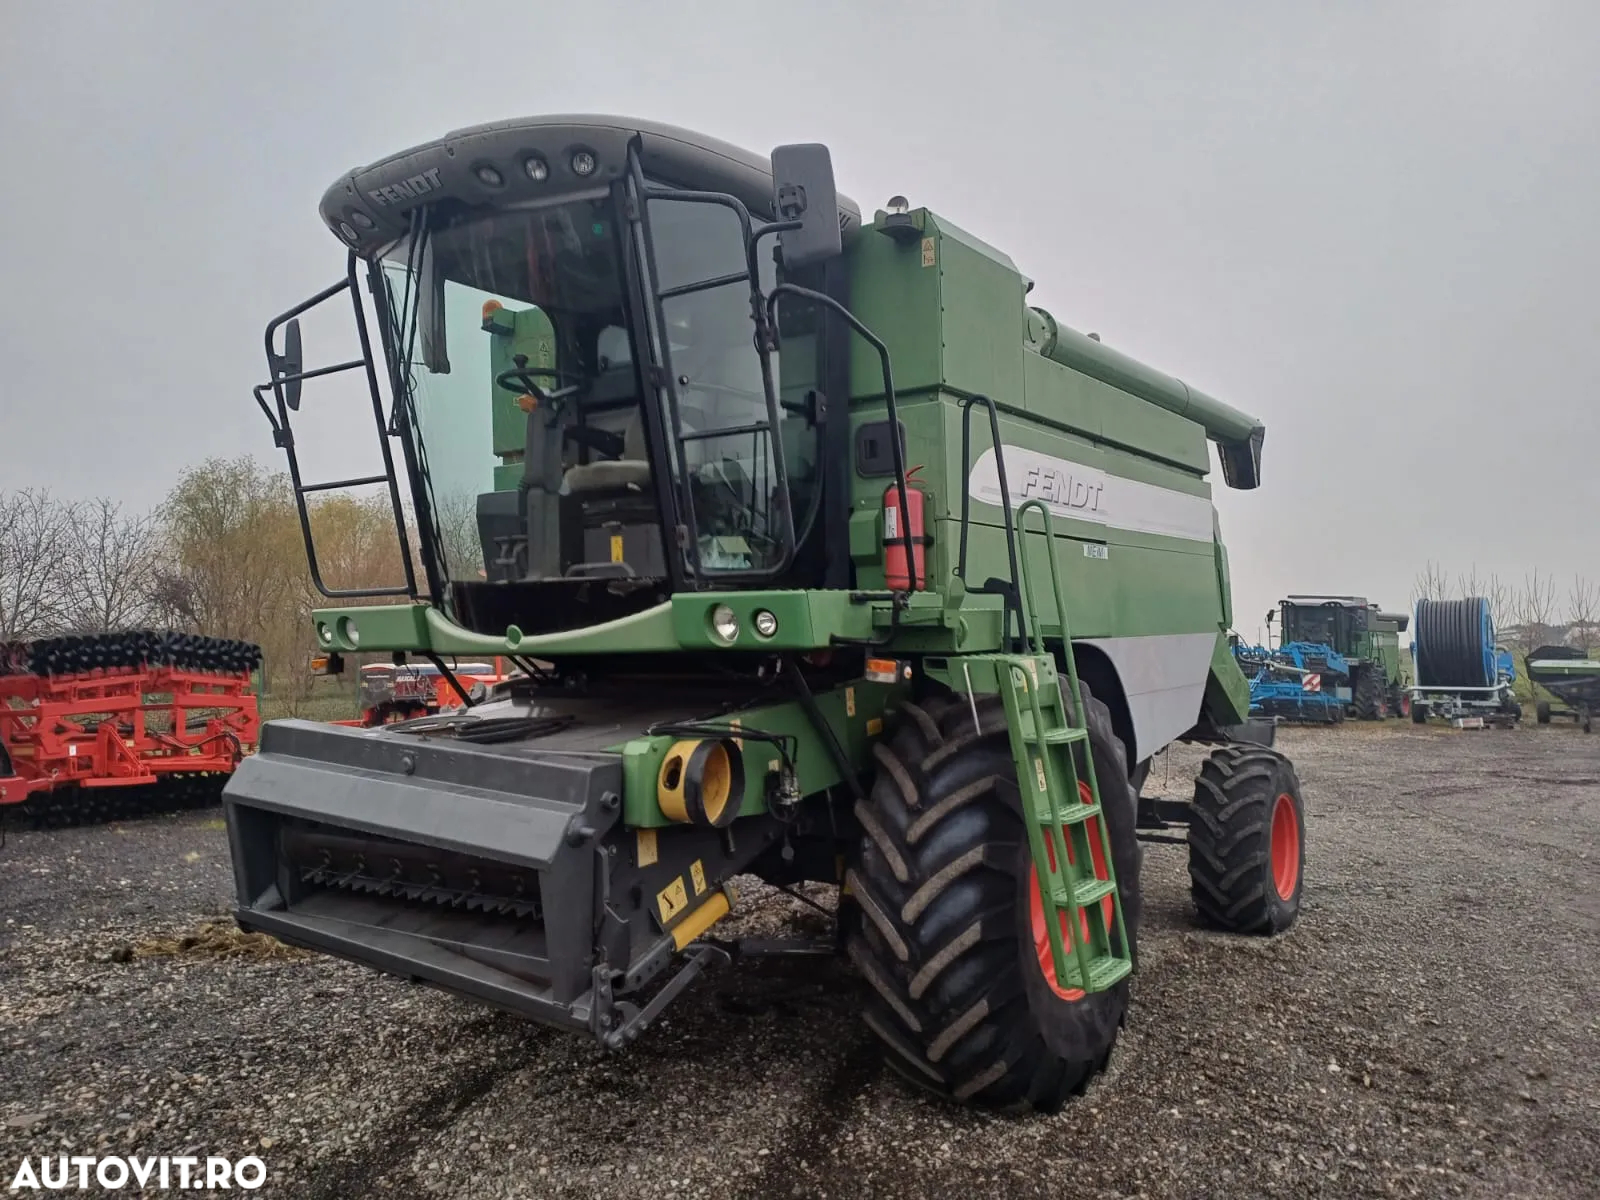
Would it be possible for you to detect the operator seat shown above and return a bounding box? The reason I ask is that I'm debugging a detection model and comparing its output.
[562,406,652,494]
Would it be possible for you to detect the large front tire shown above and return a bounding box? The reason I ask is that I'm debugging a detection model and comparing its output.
[1353,666,1387,720]
[1187,745,1305,934]
[845,682,1141,1112]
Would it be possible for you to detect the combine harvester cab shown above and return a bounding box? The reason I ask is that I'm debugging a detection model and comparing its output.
[0,632,261,824]
[226,115,1303,1110]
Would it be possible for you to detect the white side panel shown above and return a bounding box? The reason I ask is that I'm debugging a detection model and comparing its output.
[967,445,1215,544]
[1080,632,1219,761]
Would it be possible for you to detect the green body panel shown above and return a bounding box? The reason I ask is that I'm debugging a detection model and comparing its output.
[1204,632,1253,726]
[619,680,903,828]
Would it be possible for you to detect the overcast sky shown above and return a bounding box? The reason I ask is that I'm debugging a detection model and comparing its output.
[2,1,1596,635]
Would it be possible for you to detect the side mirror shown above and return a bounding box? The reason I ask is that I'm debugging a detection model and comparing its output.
[771,143,842,269]
[271,318,304,412]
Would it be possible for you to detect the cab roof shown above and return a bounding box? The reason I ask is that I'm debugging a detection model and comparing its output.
[319,114,863,259]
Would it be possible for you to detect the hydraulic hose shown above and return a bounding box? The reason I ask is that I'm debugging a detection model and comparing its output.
[1413,597,1495,688]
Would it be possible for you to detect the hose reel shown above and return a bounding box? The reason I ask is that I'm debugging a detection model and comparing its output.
[1414,597,1496,688]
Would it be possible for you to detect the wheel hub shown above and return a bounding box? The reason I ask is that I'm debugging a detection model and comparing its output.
[1269,792,1301,900]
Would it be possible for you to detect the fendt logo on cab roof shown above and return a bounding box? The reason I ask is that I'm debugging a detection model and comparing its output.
[367,167,444,209]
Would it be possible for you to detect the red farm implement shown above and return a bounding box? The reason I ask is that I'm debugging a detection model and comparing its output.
[0,632,261,827]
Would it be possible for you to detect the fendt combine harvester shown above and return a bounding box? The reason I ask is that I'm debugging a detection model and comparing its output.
[226,116,1305,1111]
[0,631,261,826]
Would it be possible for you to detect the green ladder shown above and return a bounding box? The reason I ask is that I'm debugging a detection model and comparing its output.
[990,498,1131,994]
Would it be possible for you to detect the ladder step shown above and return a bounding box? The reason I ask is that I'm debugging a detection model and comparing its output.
[1052,877,1117,908]
[1024,724,1088,746]
[1036,802,1100,825]
[1084,956,1132,990]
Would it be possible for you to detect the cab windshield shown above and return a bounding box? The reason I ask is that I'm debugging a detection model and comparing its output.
[377,189,811,607]
[1283,607,1339,648]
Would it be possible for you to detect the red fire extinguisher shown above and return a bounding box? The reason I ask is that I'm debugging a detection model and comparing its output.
[884,466,926,591]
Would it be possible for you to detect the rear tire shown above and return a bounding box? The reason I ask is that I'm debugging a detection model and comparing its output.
[1187,746,1305,934]
[1411,702,1428,725]
[845,681,1141,1112]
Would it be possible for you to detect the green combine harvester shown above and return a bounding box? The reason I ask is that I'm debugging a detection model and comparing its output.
[226,115,1305,1112]
[1269,595,1410,718]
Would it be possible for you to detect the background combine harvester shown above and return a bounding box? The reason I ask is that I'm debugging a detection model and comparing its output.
[1233,594,1409,724]
[0,631,261,826]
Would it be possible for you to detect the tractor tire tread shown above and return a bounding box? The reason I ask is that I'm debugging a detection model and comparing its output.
[847,679,1141,1112]
[1186,744,1305,935]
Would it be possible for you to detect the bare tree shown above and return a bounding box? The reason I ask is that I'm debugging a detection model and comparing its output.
[1568,576,1598,653]
[63,498,160,633]
[0,489,78,640]
[429,491,485,582]
[1457,564,1483,602]
[1516,569,1560,652]
[1411,560,1450,606]
[1484,573,1514,640]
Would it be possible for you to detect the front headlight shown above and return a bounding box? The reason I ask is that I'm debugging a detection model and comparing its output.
[710,604,740,644]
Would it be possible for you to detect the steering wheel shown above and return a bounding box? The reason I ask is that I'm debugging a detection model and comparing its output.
[495,354,585,406]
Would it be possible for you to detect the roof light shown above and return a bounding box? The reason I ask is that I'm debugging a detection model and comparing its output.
[571,150,597,177]
[475,164,505,187]
[524,155,549,182]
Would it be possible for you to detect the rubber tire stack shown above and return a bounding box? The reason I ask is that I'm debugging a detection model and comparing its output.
[845,681,1141,1112]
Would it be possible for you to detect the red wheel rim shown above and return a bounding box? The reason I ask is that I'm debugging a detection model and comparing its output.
[1399,694,1411,717]
[1027,781,1112,1001]
[1269,792,1300,900]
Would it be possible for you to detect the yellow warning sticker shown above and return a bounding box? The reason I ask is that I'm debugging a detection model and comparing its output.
[921,236,936,267]
[636,828,659,867]
[1034,757,1048,794]
[846,687,857,717]
[690,859,707,896]
[730,717,743,750]
[866,717,883,736]
[657,877,689,924]
[610,534,624,563]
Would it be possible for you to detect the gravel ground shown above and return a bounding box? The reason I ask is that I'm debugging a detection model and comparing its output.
[2,721,1597,1198]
